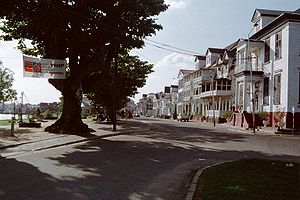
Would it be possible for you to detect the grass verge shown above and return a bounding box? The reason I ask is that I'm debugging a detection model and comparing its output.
[0,119,11,126]
[194,159,299,200]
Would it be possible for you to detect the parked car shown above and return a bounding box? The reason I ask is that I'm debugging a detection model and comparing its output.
[177,113,189,122]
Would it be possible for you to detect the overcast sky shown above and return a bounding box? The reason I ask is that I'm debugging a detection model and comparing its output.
[0,0,299,104]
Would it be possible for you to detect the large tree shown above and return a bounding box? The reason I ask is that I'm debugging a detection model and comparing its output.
[86,51,153,130]
[0,61,17,103]
[0,0,167,134]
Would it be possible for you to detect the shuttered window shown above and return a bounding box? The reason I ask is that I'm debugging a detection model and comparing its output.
[263,77,269,105]
[264,38,270,63]
[274,74,281,105]
[275,31,282,59]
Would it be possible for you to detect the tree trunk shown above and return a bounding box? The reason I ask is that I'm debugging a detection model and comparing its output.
[112,111,117,131]
[45,80,94,135]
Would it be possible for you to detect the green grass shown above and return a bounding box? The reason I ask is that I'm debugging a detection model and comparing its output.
[199,159,299,200]
[0,119,11,126]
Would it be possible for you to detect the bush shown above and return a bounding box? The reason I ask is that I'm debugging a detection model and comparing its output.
[259,111,269,120]
[223,111,233,119]
[81,112,89,119]
[196,112,202,116]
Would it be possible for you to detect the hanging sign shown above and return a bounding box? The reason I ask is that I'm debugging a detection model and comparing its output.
[23,55,66,79]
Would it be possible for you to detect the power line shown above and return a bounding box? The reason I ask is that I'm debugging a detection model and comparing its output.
[132,50,157,64]
[145,42,196,56]
[145,38,201,55]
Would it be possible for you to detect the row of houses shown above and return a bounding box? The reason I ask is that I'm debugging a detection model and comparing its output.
[138,7,300,131]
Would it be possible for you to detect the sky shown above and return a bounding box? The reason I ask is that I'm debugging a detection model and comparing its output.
[0,0,299,104]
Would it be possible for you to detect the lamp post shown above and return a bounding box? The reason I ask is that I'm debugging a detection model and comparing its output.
[247,24,258,133]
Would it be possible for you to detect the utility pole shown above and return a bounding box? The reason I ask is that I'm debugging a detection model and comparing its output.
[247,24,258,133]
[20,92,24,123]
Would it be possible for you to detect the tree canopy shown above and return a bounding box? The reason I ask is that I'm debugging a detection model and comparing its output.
[0,61,17,103]
[86,52,153,129]
[0,0,167,134]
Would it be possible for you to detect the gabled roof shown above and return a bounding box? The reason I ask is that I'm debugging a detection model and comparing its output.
[177,69,194,79]
[224,39,241,51]
[251,9,289,22]
[206,48,226,55]
[179,69,194,75]
[194,55,206,62]
[251,12,300,40]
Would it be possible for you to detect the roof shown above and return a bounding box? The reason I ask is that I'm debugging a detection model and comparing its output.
[194,55,206,61]
[179,69,194,75]
[177,69,194,79]
[206,48,226,55]
[250,12,300,40]
[251,9,290,22]
[224,39,241,51]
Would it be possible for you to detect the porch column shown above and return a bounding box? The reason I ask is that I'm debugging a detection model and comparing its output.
[243,79,247,112]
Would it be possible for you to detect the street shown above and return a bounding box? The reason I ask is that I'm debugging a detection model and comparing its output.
[0,117,299,200]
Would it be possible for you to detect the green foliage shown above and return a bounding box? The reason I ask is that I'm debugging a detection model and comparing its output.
[196,112,202,116]
[223,111,233,119]
[0,0,167,131]
[81,112,89,119]
[87,52,153,119]
[259,111,269,120]
[58,96,64,114]
[0,62,17,103]
[43,109,53,119]
[0,119,10,126]
[27,115,36,123]
[200,159,300,200]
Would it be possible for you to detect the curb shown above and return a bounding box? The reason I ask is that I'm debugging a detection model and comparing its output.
[185,160,234,200]
[0,128,146,159]
[0,135,67,150]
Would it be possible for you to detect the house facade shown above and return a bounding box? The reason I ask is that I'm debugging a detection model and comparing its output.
[233,8,300,129]
[176,8,300,130]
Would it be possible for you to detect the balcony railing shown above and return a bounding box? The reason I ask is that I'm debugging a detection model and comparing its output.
[235,63,263,74]
[200,90,231,98]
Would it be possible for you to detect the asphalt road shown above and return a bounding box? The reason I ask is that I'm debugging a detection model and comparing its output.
[0,117,299,200]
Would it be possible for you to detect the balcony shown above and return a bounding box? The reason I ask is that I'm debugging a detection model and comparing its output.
[193,94,201,100]
[234,63,263,76]
[216,67,230,79]
[184,81,191,87]
[200,90,231,98]
[183,96,192,101]
[193,76,202,84]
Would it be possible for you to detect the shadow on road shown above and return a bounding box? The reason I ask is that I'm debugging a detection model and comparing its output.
[113,118,247,145]
[1,133,298,200]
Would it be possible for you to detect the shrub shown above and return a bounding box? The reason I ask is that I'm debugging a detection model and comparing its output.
[259,112,269,120]
[223,111,233,119]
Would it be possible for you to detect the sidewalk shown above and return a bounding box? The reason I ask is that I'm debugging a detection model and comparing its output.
[0,118,146,158]
[188,119,299,136]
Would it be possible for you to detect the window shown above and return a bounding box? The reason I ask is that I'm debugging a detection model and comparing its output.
[239,51,245,65]
[274,74,281,105]
[221,81,225,90]
[264,38,270,63]
[263,77,269,105]
[275,31,282,59]
[227,80,232,90]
